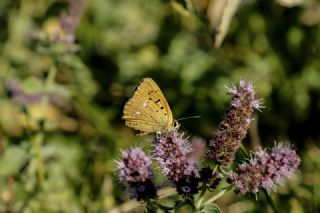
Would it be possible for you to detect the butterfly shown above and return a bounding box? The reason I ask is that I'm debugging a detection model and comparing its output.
[122,77,177,135]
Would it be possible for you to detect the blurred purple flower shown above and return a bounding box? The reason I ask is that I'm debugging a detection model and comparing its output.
[5,79,70,109]
[206,80,262,167]
[6,80,42,104]
[116,147,157,200]
[186,137,206,162]
[227,143,300,194]
[153,131,200,198]
[59,0,86,45]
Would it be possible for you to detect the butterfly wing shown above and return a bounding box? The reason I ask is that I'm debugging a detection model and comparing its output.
[123,78,174,134]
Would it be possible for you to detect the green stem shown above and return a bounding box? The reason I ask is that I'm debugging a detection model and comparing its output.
[195,165,219,209]
[32,133,45,189]
[195,184,207,209]
[263,189,279,213]
[31,66,57,189]
[197,165,220,208]
[40,67,57,127]
[170,1,191,17]
[240,143,250,158]
[202,185,232,207]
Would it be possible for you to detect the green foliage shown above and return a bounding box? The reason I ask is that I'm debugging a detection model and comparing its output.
[0,145,29,176]
[0,0,319,212]
[199,203,222,213]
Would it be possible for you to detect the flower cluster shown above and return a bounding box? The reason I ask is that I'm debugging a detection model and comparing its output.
[227,143,301,194]
[206,80,262,167]
[116,148,157,200]
[117,80,300,206]
[153,131,200,198]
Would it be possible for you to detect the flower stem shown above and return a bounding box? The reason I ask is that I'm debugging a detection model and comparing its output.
[195,184,207,209]
[195,165,219,209]
[32,133,45,189]
[202,185,232,207]
[31,66,57,189]
[263,189,279,213]
[240,142,250,158]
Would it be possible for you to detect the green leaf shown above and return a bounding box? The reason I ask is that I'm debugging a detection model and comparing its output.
[156,203,175,211]
[145,201,159,213]
[174,199,195,212]
[21,77,44,94]
[200,203,222,213]
[0,146,29,176]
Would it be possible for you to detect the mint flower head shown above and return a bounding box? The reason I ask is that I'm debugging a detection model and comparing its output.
[206,80,262,167]
[153,131,200,198]
[116,148,157,200]
[228,143,301,194]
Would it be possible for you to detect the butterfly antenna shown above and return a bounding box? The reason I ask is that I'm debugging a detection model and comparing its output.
[177,115,201,121]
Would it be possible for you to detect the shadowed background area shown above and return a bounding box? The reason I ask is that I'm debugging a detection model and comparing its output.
[0,0,319,212]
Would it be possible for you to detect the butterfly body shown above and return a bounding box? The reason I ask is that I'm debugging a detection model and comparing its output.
[123,78,174,135]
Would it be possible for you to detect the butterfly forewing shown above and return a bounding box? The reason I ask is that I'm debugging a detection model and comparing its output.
[122,78,174,134]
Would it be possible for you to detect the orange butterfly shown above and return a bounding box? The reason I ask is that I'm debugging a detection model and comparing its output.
[123,78,176,135]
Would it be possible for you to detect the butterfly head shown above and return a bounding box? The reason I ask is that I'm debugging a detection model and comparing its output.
[172,120,180,130]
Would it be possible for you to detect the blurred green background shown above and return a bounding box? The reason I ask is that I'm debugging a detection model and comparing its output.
[0,0,319,212]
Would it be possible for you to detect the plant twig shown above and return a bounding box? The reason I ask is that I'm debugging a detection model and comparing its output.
[202,185,232,207]
[263,189,279,213]
[31,66,57,189]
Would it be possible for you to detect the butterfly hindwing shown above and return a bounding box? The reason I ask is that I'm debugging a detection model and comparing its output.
[122,78,174,134]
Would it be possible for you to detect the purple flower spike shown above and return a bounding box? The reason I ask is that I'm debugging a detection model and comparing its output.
[153,131,200,198]
[227,143,300,194]
[116,148,157,200]
[58,0,86,46]
[206,80,262,166]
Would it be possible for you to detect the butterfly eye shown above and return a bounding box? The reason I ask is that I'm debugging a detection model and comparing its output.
[173,121,180,129]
